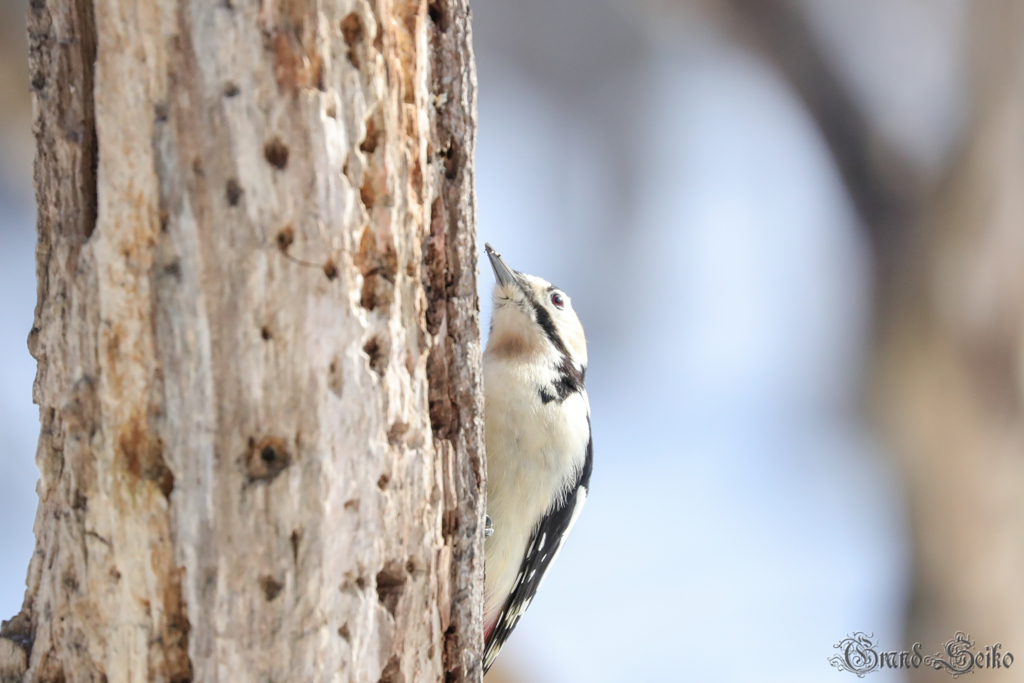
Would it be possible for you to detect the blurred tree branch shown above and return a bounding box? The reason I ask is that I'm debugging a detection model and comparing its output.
[870,2,1024,674]
[0,0,33,194]
[717,0,920,281]
[717,0,1024,670]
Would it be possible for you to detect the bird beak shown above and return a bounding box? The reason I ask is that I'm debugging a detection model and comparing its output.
[485,243,518,288]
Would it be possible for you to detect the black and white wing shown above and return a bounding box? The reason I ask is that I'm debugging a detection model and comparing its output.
[483,429,594,673]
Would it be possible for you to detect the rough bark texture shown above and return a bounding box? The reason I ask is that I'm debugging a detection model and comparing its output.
[0,0,484,681]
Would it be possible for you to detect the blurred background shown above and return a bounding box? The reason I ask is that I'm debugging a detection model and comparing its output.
[3,1,1023,681]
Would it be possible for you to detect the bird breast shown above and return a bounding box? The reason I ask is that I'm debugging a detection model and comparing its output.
[482,355,590,619]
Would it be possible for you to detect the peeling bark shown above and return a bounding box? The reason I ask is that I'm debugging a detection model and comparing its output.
[1,0,483,681]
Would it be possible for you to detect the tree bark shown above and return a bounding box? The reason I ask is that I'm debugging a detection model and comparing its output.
[0,0,484,681]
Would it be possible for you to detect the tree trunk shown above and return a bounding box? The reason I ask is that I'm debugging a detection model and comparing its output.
[0,0,484,681]
[713,0,1024,664]
[871,2,1024,671]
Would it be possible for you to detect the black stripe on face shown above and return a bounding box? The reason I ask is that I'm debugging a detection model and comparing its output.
[528,297,563,353]
[526,294,585,401]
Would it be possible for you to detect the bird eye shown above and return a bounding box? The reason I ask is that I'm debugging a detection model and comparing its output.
[551,293,564,309]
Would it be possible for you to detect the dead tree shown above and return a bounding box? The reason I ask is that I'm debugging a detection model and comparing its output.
[0,0,485,681]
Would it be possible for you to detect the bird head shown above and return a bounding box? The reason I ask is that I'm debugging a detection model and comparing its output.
[484,244,587,374]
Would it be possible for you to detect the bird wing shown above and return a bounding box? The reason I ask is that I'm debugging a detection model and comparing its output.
[483,428,593,673]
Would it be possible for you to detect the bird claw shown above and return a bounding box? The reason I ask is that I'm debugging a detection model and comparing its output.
[484,515,494,538]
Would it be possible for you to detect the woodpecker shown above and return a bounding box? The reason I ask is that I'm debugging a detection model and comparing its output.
[481,244,592,673]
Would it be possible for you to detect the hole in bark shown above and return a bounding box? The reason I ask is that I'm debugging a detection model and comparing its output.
[259,575,283,601]
[223,82,240,97]
[341,12,364,68]
[360,116,381,154]
[379,655,403,683]
[360,180,377,208]
[361,273,396,311]
[154,102,169,122]
[328,358,344,397]
[260,326,272,341]
[246,436,291,482]
[120,423,175,499]
[356,229,397,311]
[427,1,446,31]
[31,72,45,91]
[324,259,338,280]
[443,142,460,179]
[315,59,326,92]
[290,530,301,563]
[153,464,174,497]
[341,12,364,45]
[226,178,243,206]
[264,137,290,169]
[364,336,389,376]
[155,466,175,498]
[355,575,367,590]
[338,623,350,641]
[387,421,408,447]
[276,226,295,251]
[377,473,390,490]
[376,562,406,616]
